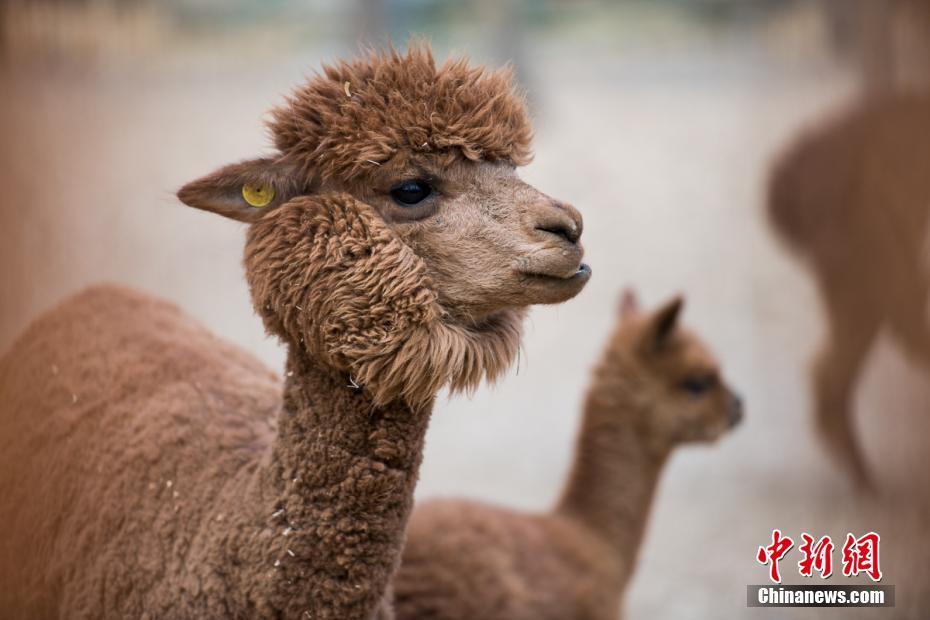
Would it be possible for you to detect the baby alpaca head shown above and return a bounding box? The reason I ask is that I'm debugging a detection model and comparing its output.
[176,44,589,406]
[592,290,743,452]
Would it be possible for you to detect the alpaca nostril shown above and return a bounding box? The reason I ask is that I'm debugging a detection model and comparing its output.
[531,200,583,245]
[536,223,579,244]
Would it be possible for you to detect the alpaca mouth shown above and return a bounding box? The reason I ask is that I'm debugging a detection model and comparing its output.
[521,263,591,282]
[518,263,591,303]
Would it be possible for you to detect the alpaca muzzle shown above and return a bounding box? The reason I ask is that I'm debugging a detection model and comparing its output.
[518,199,588,281]
[727,391,744,428]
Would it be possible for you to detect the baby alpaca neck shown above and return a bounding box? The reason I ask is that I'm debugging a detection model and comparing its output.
[556,386,669,579]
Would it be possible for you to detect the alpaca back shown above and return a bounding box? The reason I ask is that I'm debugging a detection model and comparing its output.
[0,285,281,617]
[767,94,930,365]
[396,499,619,620]
[766,109,863,259]
[768,95,930,276]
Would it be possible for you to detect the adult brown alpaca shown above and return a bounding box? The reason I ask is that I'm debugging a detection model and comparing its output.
[393,291,742,620]
[767,94,930,488]
[0,46,591,619]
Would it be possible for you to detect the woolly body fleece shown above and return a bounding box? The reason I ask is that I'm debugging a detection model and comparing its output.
[0,195,522,620]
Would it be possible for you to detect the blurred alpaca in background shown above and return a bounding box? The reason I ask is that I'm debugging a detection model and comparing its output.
[393,291,742,620]
[768,95,930,487]
[769,0,930,488]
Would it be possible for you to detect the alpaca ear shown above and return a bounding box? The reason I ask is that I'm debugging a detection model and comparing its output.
[618,288,641,320]
[177,157,308,223]
[646,295,684,350]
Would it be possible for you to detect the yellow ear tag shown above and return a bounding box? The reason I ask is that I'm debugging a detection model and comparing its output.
[242,183,275,208]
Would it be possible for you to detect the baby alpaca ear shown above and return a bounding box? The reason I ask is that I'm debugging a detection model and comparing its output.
[177,157,307,223]
[618,288,641,320]
[646,295,684,350]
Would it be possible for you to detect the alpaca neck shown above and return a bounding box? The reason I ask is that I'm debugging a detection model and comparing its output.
[270,345,430,491]
[556,385,669,580]
[226,307,523,618]
[242,344,432,618]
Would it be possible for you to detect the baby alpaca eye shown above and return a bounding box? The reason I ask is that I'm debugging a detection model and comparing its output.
[390,180,432,206]
[680,375,716,397]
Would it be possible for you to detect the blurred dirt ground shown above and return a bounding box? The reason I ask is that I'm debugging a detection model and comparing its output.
[1,9,929,618]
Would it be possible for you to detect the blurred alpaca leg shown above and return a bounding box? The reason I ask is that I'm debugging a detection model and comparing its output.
[813,300,879,489]
[891,300,930,370]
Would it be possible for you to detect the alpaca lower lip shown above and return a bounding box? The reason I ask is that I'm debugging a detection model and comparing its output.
[522,263,591,282]
[518,264,591,305]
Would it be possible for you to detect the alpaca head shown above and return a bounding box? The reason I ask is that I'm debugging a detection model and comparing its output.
[591,290,743,451]
[177,45,588,406]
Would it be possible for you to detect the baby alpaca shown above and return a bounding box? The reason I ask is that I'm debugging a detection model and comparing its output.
[767,94,930,487]
[393,291,742,620]
[0,46,590,619]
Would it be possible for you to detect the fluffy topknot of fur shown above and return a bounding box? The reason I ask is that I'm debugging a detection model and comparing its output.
[269,44,533,181]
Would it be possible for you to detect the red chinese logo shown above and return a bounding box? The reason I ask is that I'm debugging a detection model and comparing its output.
[842,532,882,582]
[757,530,881,583]
[798,533,834,579]
[756,529,794,583]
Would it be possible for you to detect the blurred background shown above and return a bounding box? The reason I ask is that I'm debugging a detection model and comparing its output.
[1,0,929,617]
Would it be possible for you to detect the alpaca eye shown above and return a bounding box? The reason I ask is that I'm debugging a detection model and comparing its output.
[681,375,716,397]
[389,180,432,206]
